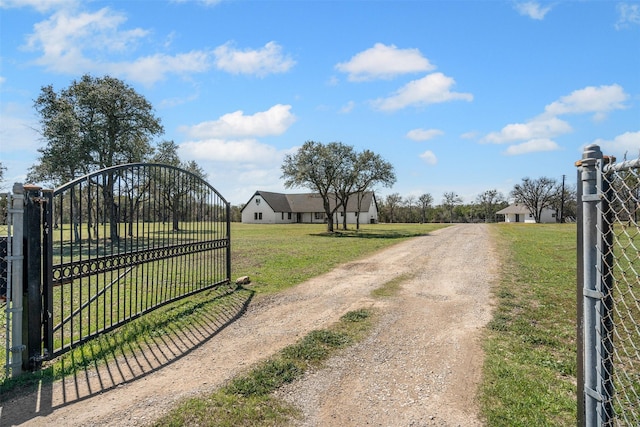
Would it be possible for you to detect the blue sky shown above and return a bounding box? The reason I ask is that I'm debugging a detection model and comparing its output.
[1,0,639,206]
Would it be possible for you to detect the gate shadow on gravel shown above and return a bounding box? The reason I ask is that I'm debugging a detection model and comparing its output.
[0,286,254,426]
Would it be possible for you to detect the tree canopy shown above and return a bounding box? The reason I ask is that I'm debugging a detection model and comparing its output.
[281,140,395,232]
[29,74,163,186]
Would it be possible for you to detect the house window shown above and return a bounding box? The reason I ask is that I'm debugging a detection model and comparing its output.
[340,212,344,217]
[281,212,284,220]
[254,212,262,220]
[255,198,261,205]
[314,212,324,220]
[287,212,292,220]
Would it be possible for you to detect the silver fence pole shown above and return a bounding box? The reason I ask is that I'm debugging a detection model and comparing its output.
[579,144,603,426]
[9,183,25,377]
[576,163,585,426]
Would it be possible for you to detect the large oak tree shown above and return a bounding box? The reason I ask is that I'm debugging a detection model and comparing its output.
[30,74,163,241]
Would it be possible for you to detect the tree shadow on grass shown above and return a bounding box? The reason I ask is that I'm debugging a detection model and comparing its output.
[310,230,430,239]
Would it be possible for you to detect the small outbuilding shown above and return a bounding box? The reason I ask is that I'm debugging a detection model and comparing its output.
[241,191,378,225]
[496,203,556,223]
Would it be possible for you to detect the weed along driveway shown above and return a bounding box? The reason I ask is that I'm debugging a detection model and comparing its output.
[1,224,496,426]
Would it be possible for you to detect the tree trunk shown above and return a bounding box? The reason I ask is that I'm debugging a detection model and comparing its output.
[342,206,348,230]
[105,173,119,243]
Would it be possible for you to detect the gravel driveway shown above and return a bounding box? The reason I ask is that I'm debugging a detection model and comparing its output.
[1,224,496,426]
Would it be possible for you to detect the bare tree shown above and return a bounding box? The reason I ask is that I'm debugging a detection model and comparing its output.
[475,189,506,223]
[384,193,403,223]
[418,193,433,223]
[442,192,462,223]
[511,177,559,223]
[404,195,416,223]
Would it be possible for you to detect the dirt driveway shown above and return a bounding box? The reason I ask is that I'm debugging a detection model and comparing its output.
[1,224,497,426]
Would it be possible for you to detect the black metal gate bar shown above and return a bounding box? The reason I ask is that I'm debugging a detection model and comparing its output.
[45,163,231,357]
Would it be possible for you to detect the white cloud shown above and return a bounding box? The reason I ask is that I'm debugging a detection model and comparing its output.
[616,3,640,30]
[213,41,295,76]
[460,131,479,140]
[177,139,293,203]
[543,84,629,118]
[179,138,285,165]
[110,51,211,85]
[484,84,630,150]
[0,0,75,13]
[339,101,355,114]
[181,104,296,139]
[504,138,561,155]
[592,131,640,157]
[336,43,435,82]
[0,76,5,85]
[419,150,438,165]
[172,0,224,6]
[483,116,572,143]
[24,7,212,85]
[26,7,148,65]
[406,128,443,141]
[371,73,473,111]
[514,1,553,20]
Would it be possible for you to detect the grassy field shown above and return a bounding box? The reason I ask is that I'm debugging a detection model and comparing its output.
[229,222,445,294]
[482,223,578,426]
[1,222,586,426]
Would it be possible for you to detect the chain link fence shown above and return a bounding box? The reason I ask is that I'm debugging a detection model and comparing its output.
[578,144,640,426]
[599,157,640,426]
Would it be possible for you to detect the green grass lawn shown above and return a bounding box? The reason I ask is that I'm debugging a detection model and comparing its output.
[482,223,578,426]
[230,222,445,294]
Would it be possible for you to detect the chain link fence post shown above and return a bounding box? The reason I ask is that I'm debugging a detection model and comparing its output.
[578,144,603,426]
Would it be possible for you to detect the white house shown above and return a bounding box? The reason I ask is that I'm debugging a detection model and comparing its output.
[241,191,379,225]
[496,203,556,223]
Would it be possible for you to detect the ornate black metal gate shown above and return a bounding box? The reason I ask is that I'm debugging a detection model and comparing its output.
[43,163,230,357]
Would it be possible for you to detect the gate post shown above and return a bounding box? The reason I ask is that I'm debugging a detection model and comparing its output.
[42,189,53,359]
[9,184,26,377]
[578,144,608,426]
[576,163,585,426]
[23,184,43,371]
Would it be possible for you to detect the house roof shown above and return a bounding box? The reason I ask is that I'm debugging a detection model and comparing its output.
[256,191,291,212]
[496,204,532,215]
[243,191,376,213]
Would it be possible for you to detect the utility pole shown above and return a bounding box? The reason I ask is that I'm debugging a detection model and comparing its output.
[561,174,566,223]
